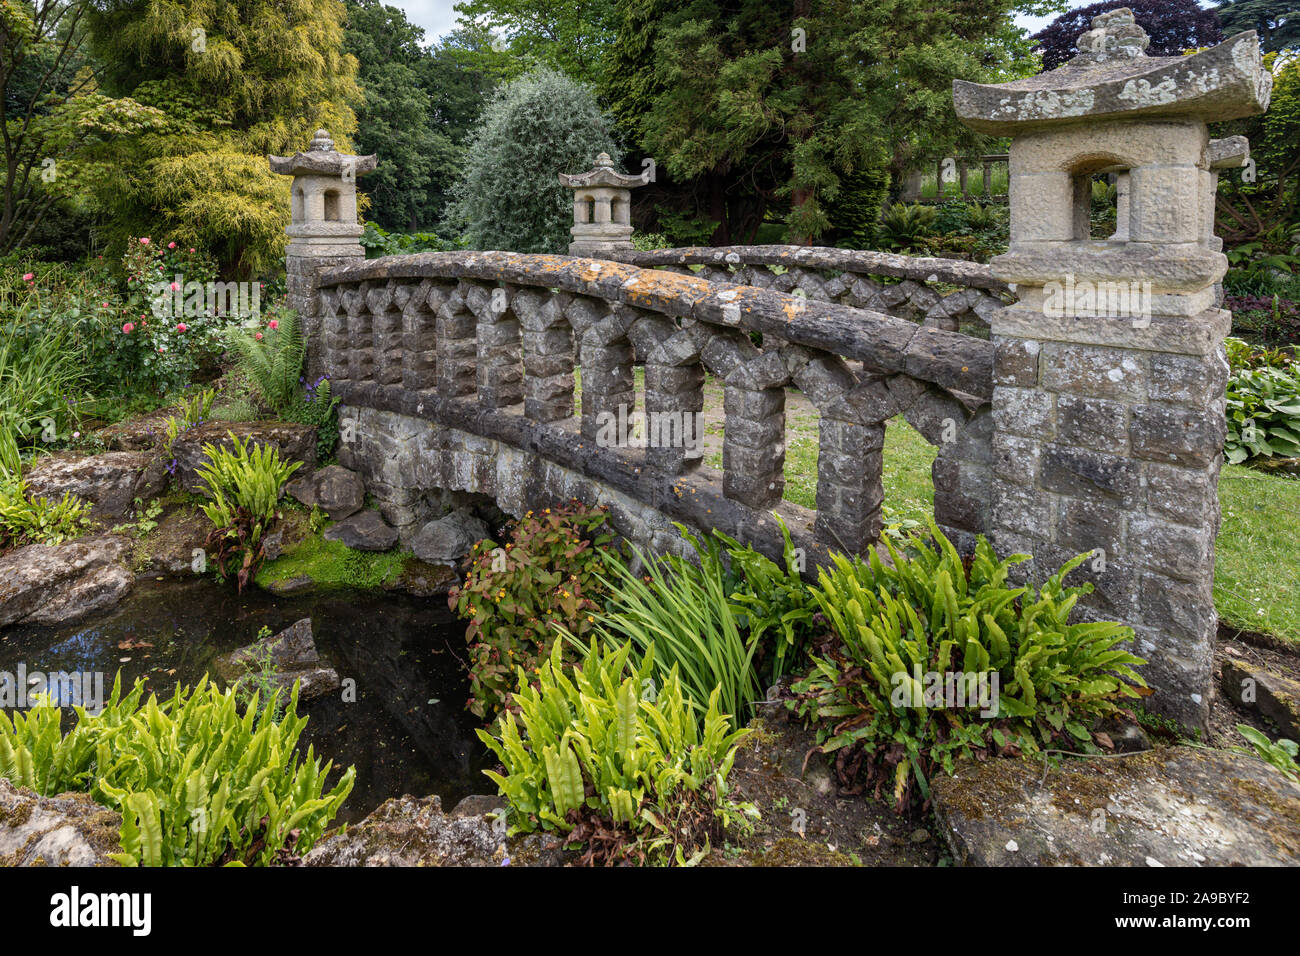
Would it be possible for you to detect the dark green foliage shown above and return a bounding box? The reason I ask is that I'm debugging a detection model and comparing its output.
[825,164,891,248]
[446,66,620,253]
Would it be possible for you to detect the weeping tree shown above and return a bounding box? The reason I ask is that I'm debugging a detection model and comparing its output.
[81,0,362,276]
[445,66,619,254]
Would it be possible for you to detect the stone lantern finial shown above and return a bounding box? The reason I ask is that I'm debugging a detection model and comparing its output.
[559,153,646,257]
[1072,8,1151,63]
[269,130,377,377]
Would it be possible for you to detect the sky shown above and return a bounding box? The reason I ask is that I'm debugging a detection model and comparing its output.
[390,0,1058,46]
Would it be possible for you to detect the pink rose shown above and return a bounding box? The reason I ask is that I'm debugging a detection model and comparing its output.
[255,332,263,341]
[170,282,179,291]
[22,272,33,282]
[176,323,187,332]
[268,319,279,330]
[168,242,176,249]
[189,248,195,253]
[122,323,135,334]
[139,237,149,245]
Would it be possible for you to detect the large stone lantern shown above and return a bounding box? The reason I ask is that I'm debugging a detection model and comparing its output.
[953,9,1271,731]
[269,129,376,375]
[559,153,646,256]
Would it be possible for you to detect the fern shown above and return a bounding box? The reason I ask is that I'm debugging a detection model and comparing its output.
[0,674,353,866]
[228,309,305,415]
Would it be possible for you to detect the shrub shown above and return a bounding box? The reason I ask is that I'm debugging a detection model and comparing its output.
[824,164,891,248]
[196,432,302,590]
[0,480,92,549]
[360,222,465,257]
[0,675,354,866]
[228,310,340,458]
[449,501,616,721]
[1224,363,1300,464]
[3,240,239,400]
[873,202,937,251]
[446,66,621,254]
[0,320,84,472]
[478,638,757,865]
[791,523,1146,813]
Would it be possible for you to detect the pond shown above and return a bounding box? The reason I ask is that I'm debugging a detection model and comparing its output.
[0,578,492,824]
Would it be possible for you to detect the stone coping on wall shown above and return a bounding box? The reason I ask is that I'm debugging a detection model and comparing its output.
[606,244,1013,293]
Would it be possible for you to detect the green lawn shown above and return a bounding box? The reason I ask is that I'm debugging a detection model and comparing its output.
[767,396,1300,643]
[1215,466,1300,641]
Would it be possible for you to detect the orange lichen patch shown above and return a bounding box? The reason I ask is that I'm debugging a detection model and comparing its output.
[572,258,639,284]
[782,300,803,322]
[621,269,711,309]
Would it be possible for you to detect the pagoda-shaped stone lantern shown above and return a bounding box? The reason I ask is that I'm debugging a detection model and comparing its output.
[559,153,645,256]
[954,9,1271,731]
[269,130,376,374]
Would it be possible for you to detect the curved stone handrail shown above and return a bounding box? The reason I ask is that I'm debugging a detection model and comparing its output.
[315,250,994,563]
[605,244,1014,333]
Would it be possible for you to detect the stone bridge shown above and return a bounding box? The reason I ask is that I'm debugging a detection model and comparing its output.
[271,12,1274,731]
[311,248,996,573]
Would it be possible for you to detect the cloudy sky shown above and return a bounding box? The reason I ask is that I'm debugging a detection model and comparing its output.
[390,1,1055,45]
[391,0,462,40]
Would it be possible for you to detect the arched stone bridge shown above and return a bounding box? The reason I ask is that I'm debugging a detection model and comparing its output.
[273,11,1274,732]
[316,249,996,569]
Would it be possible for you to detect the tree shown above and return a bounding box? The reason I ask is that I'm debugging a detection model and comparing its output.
[82,0,361,275]
[1032,0,1224,70]
[603,0,1023,245]
[1214,53,1300,242]
[344,0,446,231]
[452,0,621,84]
[1215,0,1300,54]
[0,0,163,255]
[446,66,619,253]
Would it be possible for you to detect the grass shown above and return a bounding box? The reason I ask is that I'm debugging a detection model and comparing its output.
[729,383,1300,643]
[1215,466,1300,641]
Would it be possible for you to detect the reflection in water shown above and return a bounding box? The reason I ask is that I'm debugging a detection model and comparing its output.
[0,578,491,823]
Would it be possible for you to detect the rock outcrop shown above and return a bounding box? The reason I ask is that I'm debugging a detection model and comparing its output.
[303,794,564,867]
[286,465,365,520]
[410,509,488,566]
[0,535,134,627]
[214,618,340,701]
[932,746,1300,866]
[0,779,121,866]
[323,509,398,552]
[23,451,166,520]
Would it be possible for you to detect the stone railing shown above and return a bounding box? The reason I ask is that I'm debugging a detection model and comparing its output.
[606,245,1013,336]
[313,251,994,565]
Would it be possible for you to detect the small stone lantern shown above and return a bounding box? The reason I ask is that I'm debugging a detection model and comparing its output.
[558,153,645,256]
[269,130,376,375]
[953,9,1271,732]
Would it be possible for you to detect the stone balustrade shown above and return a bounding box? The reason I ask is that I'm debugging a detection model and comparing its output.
[608,245,1012,336]
[311,250,994,567]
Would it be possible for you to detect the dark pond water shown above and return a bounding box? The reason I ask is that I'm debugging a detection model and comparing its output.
[0,578,492,823]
